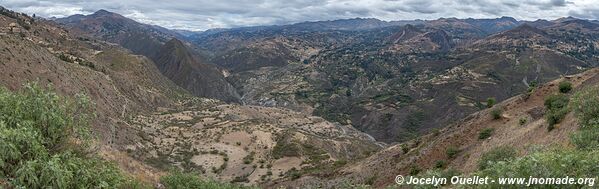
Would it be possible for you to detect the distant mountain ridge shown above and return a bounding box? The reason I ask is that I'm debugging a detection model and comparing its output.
[56,10,242,102]
[55,10,599,144]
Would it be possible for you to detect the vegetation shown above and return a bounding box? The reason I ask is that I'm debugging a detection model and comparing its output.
[0,83,133,188]
[409,165,422,175]
[434,160,447,169]
[490,108,502,120]
[570,86,599,150]
[478,128,495,140]
[160,170,256,189]
[475,150,599,188]
[558,81,572,93]
[473,85,599,188]
[445,146,460,159]
[477,146,516,170]
[271,132,301,158]
[519,117,527,126]
[401,143,410,154]
[544,94,570,130]
[486,97,496,108]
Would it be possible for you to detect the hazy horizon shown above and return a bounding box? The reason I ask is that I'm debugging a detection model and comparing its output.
[3,0,599,31]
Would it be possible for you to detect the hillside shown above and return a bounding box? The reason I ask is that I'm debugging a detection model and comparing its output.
[0,7,382,186]
[2,5,599,188]
[228,21,595,143]
[274,68,599,188]
[55,10,240,102]
[154,38,240,102]
[0,7,187,146]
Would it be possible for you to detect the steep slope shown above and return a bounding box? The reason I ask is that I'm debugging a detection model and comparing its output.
[55,9,180,57]
[56,10,240,102]
[0,8,186,146]
[154,38,240,102]
[222,21,596,144]
[273,68,599,188]
[0,8,383,185]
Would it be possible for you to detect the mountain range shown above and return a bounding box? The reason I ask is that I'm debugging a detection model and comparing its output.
[1,6,599,188]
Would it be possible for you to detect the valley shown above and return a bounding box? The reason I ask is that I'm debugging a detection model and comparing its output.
[1,4,598,189]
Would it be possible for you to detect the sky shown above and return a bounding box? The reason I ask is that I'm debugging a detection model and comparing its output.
[2,0,599,31]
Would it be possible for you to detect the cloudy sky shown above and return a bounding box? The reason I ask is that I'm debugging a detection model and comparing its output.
[2,0,599,31]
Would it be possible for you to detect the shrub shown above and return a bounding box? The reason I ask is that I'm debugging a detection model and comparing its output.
[271,133,301,158]
[0,83,131,188]
[571,130,599,151]
[519,117,527,126]
[409,165,421,175]
[571,86,599,150]
[490,108,502,120]
[161,170,256,189]
[571,86,599,127]
[559,81,573,93]
[544,94,570,129]
[486,97,496,108]
[434,160,447,169]
[472,85,599,189]
[284,167,302,180]
[475,150,599,188]
[478,128,495,140]
[477,146,517,170]
[446,147,460,159]
[401,143,410,154]
[523,83,537,100]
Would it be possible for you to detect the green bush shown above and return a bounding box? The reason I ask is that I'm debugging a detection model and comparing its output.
[409,165,421,175]
[519,117,527,126]
[475,150,599,188]
[477,146,516,170]
[401,143,410,154]
[559,81,573,93]
[486,97,496,108]
[446,147,460,159]
[478,128,495,140]
[467,85,599,189]
[271,132,301,158]
[0,83,131,188]
[544,94,570,129]
[571,86,599,127]
[434,160,447,169]
[161,170,256,189]
[571,129,599,151]
[472,85,599,189]
[571,86,599,150]
[490,108,502,120]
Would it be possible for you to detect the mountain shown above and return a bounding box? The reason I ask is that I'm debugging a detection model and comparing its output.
[56,10,241,102]
[154,38,240,102]
[286,18,404,31]
[463,16,520,34]
[0,7,382,185]
[0,6,188,147]
[272,68,599,188]
[4,5,599,188]
[220,20,596,144]
[56,9,180,56]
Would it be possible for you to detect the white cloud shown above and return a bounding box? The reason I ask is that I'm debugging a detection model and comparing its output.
[1,0,597,31]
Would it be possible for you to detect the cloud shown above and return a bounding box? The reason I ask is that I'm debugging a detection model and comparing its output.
[1,0,598,31]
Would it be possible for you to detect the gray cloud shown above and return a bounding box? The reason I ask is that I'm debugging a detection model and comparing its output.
[1,0,597,31]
